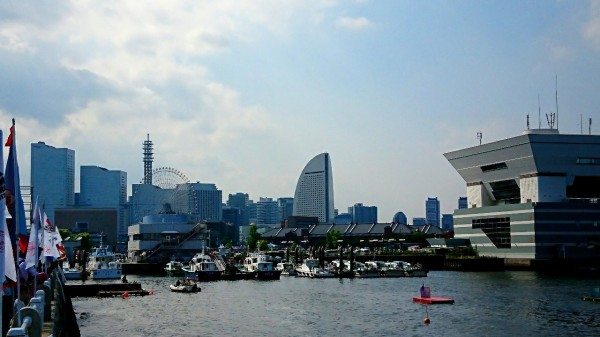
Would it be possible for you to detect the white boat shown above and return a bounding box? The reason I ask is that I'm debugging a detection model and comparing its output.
[87,246,122,280]
[276,262,298,276]
[164,261,185,277]
[243,252,282,280]
[61,260,84,280]
[190,251,222,281]
[296,258,335,278]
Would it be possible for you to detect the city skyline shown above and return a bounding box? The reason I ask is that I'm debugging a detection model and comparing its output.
[2,1,600,221]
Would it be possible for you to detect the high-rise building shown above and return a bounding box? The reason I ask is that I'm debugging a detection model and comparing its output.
[31,142,75,223]
[80,165,127,244]
[227,192,250,226]
[441,213,454,231]
[248,197,279,225]
[277,197,294,222]
[293,153,334,223]
[425,197,440,227]
[188,182,222,222]
[348,203,378,224]
[412,217,427,226]
[458,196,468,209]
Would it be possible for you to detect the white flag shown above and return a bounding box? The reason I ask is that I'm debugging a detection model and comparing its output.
[25,197,41,269]
[42,212,63,259]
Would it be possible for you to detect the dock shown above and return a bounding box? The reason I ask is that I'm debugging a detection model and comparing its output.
[65,282,144,297]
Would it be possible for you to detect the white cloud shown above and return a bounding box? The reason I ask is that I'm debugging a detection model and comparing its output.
[335,16,371,30]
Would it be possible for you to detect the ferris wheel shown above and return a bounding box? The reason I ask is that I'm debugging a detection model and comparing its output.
[146,166,190,189]
[134,167,192,218]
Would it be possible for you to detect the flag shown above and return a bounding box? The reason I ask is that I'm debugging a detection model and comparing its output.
[5,121,28,254]
[42,212,64,260]
[25,197,42,269]
[1,129,17,286]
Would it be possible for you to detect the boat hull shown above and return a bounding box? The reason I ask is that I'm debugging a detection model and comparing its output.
[255,270,282,280]
[169,284,200,293]
[90,269,121,280]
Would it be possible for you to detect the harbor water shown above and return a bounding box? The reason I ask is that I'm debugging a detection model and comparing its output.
[72,271,599,337]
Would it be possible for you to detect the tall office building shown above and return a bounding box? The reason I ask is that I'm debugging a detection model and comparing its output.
[277,197,294,222]
[31,142,75,223]
[348,203,378,224]
[80,165,127,243]
[188,182,223,222]
[458,196,468,209]
[441,213,454,231]
[248,197,279,225]
[425,197,440,227]
[293,153,334,223]
[227,192,250,226]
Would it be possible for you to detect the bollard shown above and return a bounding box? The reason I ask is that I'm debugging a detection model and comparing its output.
[29,296,44,323]
[42,282,52,321]
[8,307,42,337]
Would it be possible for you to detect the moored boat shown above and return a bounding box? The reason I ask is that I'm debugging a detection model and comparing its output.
[164,261,185,277]
[296,258,335,278]
[243,252,282,280]
[87,246,122,280]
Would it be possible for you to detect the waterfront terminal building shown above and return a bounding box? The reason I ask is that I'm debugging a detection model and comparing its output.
[444,129,600,268]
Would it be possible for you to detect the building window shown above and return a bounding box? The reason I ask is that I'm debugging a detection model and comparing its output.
[481,162,508,172]
[576,157,600,165]
[472,217,511,248]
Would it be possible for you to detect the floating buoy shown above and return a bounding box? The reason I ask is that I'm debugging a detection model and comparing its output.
[122,291,129,298]
[148,290,154,295]
[423,317,430,324]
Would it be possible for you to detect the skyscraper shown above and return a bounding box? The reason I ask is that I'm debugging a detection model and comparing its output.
[80,165,127,243]
[348,203,378,224]
[425,197,440,227]
[293,153,334,223]
[31,142,75,223]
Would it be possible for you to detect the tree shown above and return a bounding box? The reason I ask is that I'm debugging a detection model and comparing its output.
[325,230,342,249]
[75,232,93,252]
[246,224,261,251]
[59,228,73,240]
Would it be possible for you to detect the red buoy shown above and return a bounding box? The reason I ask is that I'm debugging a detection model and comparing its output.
[423,317,430,324]
[122,291,129,298]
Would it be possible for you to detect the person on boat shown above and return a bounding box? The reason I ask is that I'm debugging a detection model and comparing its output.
[121,274,128,283]
[175,279,181,286]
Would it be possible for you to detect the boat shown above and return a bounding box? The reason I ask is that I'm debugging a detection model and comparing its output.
[87,246,122,280]
[169,279,200,293]
[190,252,222,281]
[276,261,298,277]
[243,252,282,280]
[220,264,256,281]
[61,260,85,280]
[354,261,384,278]
[164,261,185,277]
[296,258,335,278]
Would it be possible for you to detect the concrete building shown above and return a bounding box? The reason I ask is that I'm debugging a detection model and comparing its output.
[278,197,294,222]
[444,128,600,266]
[31,142,75,223]
[80,165,128,247]
[392,212,408,225]
[293,153,335,223]
[188,182,222,222]
[441,213,454,231]
[458,196,468,209]
[55,208,118,248]
[248,197,279,226]
[227,192,250,226]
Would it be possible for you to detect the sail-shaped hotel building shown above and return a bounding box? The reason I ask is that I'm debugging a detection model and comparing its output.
[293,153,335,224]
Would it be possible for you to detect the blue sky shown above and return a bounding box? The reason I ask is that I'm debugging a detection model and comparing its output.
[1,1,600,222]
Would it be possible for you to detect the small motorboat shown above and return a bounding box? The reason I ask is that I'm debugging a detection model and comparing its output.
[169,280,200,293]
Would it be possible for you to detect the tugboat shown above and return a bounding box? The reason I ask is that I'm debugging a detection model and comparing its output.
[243,252,282,280]
[87,245,122,280]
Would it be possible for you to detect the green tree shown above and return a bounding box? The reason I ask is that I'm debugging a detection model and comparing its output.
[75,232,93,252]
[257,240,269,252]
[58,228,73,240]
[325,230,342,249]
[246,224,261,251]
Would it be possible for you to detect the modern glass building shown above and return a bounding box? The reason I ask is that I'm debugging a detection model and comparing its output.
[31,142,75,223]
[444,128,600,264]
[349,203,377,224]
[425,197,440,227]
[293,153,335,223]
[80,165,128,244]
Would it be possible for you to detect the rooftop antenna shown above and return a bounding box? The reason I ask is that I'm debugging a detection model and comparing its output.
[546,112,556,129]
[477,131,482,145]
[143,134,154,184]
[526,114,530,130]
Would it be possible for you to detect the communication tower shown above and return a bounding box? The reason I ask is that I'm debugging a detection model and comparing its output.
[143,134,153,184]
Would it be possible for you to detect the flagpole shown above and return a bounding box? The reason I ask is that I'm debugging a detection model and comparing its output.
[33,196,39,294]
[11,118,22,326]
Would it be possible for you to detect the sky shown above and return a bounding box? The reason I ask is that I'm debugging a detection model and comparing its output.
[1,1,600,222]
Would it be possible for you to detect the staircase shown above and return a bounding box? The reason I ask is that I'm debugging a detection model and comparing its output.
[144,223,206,261]
[214,254,227,271]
